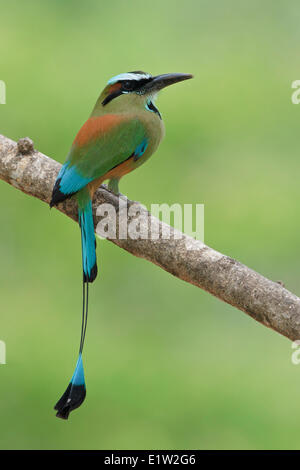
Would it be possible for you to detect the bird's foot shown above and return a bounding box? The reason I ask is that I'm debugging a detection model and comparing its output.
[107,178,120,196]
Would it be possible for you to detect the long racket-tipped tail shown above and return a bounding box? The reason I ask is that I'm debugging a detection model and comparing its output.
[54,189,97,419]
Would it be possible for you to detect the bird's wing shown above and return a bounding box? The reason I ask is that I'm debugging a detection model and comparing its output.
[54,114,146,199]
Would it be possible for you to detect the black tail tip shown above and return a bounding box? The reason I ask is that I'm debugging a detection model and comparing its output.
[54,383,86,420]
[83,263,98,283]
[50,178,69,208]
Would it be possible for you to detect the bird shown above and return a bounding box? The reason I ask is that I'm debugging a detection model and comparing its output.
[50,70,193,419]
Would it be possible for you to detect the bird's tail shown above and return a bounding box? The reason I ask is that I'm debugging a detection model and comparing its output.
[54,188,97,419]
[78,190,98,283]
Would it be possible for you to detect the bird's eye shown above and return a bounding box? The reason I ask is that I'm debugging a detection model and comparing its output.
[122,80,133,91]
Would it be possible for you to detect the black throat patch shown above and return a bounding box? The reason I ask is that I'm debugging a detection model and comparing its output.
[147,100,162,119]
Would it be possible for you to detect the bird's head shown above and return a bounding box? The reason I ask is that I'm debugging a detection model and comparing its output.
[93,71,193,115]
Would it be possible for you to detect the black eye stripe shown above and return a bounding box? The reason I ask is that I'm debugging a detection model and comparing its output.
[102,76,153,106]
[121,80,135,91]
[102,89,122,106]
[120,77,152,92]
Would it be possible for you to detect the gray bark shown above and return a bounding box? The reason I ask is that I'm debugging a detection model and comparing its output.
[0,134,300,341]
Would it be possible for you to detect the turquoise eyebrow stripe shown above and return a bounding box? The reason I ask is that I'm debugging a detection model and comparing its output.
[108,72,151,85]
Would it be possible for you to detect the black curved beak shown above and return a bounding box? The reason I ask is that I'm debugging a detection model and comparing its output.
[144,73,193,92]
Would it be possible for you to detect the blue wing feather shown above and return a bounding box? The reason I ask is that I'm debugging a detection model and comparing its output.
[133,138,148,161]
[58,162,93,195]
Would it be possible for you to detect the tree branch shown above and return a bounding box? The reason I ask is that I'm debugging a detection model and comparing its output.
[1,133,300,341]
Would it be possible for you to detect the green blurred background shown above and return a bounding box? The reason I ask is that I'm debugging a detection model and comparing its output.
[1,0,300,450]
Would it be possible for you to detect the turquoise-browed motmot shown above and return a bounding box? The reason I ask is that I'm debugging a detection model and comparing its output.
[50,71,193,419]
